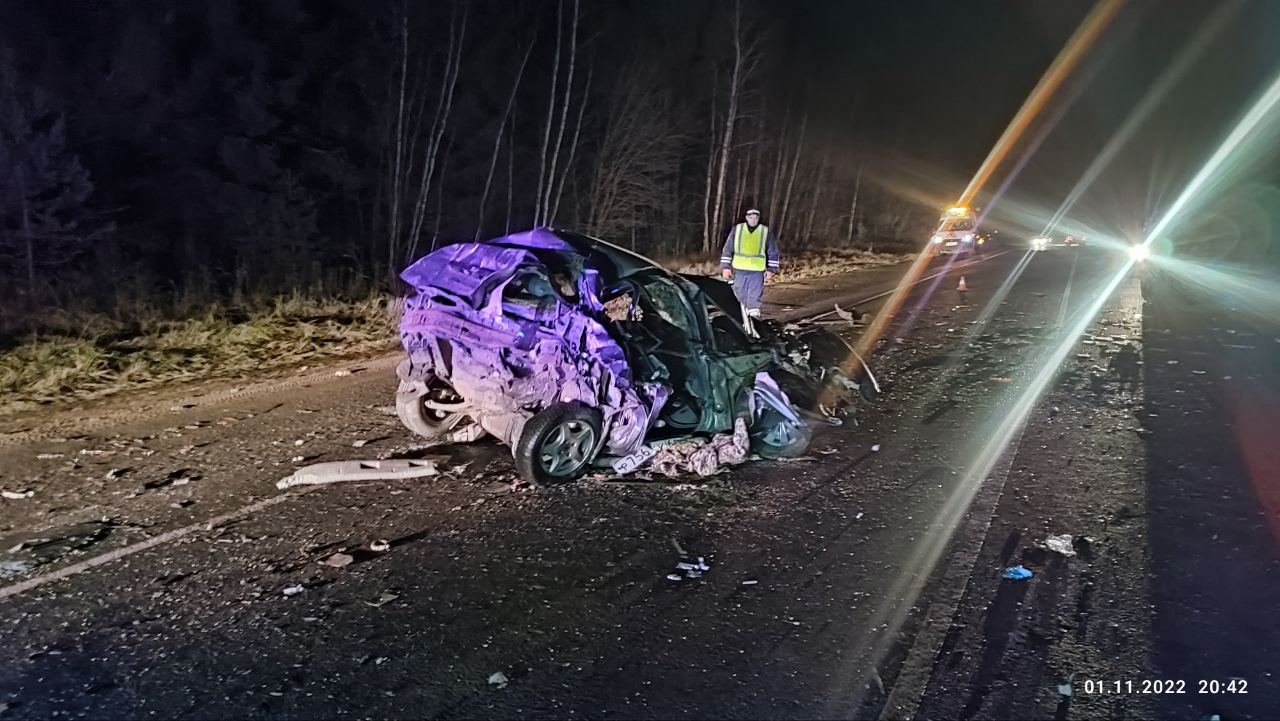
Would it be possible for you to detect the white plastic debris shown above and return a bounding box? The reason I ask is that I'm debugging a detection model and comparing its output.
[1042,534,1076,557]
[365,592,399,608]
[35,453,64,460]
[321,553,355,568]
[277,459,439,489]
[1057,682,1072,697]
[369,539,390,552]
[871,444,881,452]
[741,580,758,586]
[1,490,34,500]
[334,369,352,377]
[282,584,306,596]
[488,672,509,688]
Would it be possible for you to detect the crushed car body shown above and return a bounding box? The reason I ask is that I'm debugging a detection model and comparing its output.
[396,228,879,482]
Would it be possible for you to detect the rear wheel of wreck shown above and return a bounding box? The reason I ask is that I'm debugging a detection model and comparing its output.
[395,376,479,441]
[514,403,603,484]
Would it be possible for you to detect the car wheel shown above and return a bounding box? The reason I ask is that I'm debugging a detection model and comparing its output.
[514,402,603,483]
[396,377,478,441]
[750,407,812,459]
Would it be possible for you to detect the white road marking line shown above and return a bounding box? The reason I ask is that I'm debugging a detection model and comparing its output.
[0,487,318,601]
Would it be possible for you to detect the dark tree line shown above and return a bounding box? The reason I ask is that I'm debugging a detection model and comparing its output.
[0,0,930,331]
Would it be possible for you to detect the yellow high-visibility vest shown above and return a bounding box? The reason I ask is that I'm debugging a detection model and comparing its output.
[731,223,768,272]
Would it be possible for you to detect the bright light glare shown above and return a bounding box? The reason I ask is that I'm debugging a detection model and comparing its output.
[1128,244,1151,261]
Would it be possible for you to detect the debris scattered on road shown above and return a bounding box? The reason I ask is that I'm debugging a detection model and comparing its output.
[321,553,355,568]
[294,439,305,446]
[671,557,711,580]
[282,584,306,596]
[774,455,818,463]
[1166,359,1179,365]
[291,455,307,463]
[855,512,864,520]
[276,459,439,489]
[818,448,838,455]
[741,580,759,586]
[369,539,391,552]
[1,490,34,500]
[0,559,33,579]
[665,573,684,582]
[1057,681,1073,697]
[1042,534,1076,556]
[334,369,352,377]
[990,376,1011,383]
[1002,565,1034,580]
[365,592,399,608]
[35,453,64,460]
[106,467,130,480]
[488,671,509,689]
[871,444,881,452]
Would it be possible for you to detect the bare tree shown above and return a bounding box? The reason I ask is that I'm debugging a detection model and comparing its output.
[540,0,580,226]
[505,104,516,234]
[533,0,563,227]
[549,61,591,226]
[706,0,760,253]
[777,108,807,238]
[700,65,718,252]
[587,65,682,241]
[846,164,862,246]
[403,0,468,266]
[476,31,536,240]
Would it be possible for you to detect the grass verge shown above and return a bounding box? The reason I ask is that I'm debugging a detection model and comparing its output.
[0,294,402,417]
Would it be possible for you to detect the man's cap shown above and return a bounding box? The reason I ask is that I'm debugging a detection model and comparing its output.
[745,208,760,215]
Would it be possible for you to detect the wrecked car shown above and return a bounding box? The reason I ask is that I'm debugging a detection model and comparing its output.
[395,228,879,483]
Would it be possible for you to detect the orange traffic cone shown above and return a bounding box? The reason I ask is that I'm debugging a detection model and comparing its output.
[958,276,968,292]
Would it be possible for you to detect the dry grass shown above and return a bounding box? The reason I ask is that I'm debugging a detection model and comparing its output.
[670,247,907,283]
[0,293,402,417]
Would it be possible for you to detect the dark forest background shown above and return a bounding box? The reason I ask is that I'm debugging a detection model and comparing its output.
[0,0,960,333]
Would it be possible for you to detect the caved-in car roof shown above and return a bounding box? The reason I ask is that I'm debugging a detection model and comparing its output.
[489,228,669,284]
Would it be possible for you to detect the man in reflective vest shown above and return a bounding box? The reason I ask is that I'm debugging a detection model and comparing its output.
[719,208,780,317]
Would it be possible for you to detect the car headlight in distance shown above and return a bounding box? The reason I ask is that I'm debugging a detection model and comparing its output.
[1031,237,1048,248]
[931,236,942,244]
[1128,244,1151,262]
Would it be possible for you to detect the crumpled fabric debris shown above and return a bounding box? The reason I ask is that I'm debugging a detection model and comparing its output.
[650,418,749,477]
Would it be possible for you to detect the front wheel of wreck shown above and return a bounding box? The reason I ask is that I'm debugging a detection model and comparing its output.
[750,407,813,459]
[514,402,603,484]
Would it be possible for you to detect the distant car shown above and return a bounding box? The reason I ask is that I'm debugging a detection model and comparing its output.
[931,206,980,255]
[395,228,879,483]
[1062,234,1088,247]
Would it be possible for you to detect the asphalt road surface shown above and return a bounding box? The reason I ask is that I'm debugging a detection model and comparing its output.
[0,244,1276,720]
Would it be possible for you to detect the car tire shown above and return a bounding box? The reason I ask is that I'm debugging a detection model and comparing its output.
[750,407,812,459]
[396,377,477,441]
[514,402,603,483]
